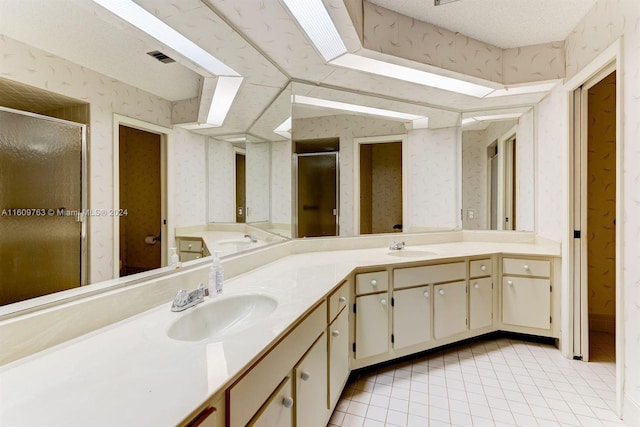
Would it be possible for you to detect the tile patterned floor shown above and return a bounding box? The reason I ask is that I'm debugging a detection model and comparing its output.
[328,333,621,426]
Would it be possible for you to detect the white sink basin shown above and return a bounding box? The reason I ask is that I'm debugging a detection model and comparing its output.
[167,294,278,342]
[214,239,252,251]
[386,249,436,258]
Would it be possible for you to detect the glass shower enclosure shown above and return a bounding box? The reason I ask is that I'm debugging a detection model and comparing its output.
[0,107,86,306]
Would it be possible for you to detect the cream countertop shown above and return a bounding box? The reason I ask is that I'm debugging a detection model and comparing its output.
[0,241,559,426]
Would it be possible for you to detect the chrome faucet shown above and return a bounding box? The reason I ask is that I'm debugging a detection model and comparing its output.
[171,283,208,312]
[244,234,258,243]
[389,241,405,250]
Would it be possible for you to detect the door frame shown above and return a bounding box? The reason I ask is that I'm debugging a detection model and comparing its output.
[293,151,339,238]
[353,135,408,235]
[564,39,623,416]
[112,114,170,278]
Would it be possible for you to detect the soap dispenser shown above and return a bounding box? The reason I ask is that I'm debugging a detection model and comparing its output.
[169,247,181,269]
[209,252,224,297]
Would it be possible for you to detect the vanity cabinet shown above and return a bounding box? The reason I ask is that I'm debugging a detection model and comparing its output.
[393,285,431,350]
[433,281,467,339]
[248,377,293,427]
[355,292,389,359]
[469,258,493,331]
[177,237,209,262]
[294,332,328,427]
[502,257,552,331]
[328,308,349,408]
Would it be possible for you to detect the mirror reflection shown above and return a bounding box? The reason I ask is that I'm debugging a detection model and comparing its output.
[461,108,535,231]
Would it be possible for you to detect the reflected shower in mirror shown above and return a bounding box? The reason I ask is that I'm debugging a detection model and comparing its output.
[461,108,535,231]
[291,82,462,237]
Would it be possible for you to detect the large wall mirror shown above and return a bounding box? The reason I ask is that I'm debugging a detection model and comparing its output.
[461,107,535,231]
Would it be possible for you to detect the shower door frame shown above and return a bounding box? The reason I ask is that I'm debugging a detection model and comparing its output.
[0,105,88,286]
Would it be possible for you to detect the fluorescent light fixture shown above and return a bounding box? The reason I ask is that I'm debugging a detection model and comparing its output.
[435,0,461,5]
[294,95,424,121]
[92,0,240,76]
[485,82,558,97]
[331,53,495,98]
[473,113,522,122]
[412,117,430,129]
[461,118,477,126]
[177,123,217,130]
[281,0,347,61]
[222,136,247,142]
[206,76,244,126]
[274,117,292,139]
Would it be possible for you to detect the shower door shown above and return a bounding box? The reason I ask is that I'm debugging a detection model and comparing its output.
[295,152,338,238]
[0,107,86,305]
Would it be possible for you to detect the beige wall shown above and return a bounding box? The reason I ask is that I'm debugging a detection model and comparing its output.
[371,142,402,233]
[587,72,617,330]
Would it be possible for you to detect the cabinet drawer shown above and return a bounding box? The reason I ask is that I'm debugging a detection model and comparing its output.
[394,262,465,289]
[228,301,326,427]
[502,258,550,277]
[179,239,203,253]
[180,252,202,262]
[328,281,349,322]
[470,259,492,278]
[356,271,388,294]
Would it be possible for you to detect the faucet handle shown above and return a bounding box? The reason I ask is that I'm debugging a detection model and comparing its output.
[171,290,188,310]
[197,282,209,297]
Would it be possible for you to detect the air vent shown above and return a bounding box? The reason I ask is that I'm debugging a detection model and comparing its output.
[146,50,175,64]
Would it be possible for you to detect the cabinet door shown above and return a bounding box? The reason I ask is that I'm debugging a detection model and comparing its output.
[355,293,389,359]
[328,308,349,408]
[470,277,493,330]
[433,281,467,340]
[294,332,328,427]
[503,277,551,329]
[248,377,293,427]
[393,286,431,350]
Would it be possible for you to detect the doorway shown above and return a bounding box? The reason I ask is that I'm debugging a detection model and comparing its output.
[118,125,163,276]
[572,69,617,362]
[236,152,246,223]
[359,142,402,234]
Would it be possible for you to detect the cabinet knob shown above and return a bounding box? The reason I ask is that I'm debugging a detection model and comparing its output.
[474,283,480,289]
[338,296,346,303]
[524,265,530,270]
[188,244,192,249]
[438,289,445,295]
[380,298,387,306]
[332,330,340,337]
[300,371,311,381]
[507,280,514,285]
[282,396,294,408]
[423,291,429,298]
[480,265,487,271]
[371,279,377,286]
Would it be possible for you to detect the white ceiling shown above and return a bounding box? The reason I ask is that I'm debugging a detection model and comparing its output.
[368,0,598,48]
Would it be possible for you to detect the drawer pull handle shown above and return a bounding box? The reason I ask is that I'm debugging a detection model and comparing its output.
[423,291,429,298]
[332,330,340,337]
[524,265,530,270]
[474,283,480,289]
[301,371,311,381]
[371,279,377,286]
[507,280,514,285]
[339,296,346,303]
[438,289,445,295]
[380,298,387,306]
[282,396,294,408]
[480,265,487,271]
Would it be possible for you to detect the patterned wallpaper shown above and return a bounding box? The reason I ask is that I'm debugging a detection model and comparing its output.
[362,1,565,85]
[0,35,214,284]
[407,127,459,230]
[556,0,640,417]
[517,109,535,231]
[171,127,207,229]
[535,85,565,242]
[270,140,292,226]
[207,138,235,223]
[462,130,487,230]
[246,142,270,223]
[587,72,617,323]
[293,114,406,236]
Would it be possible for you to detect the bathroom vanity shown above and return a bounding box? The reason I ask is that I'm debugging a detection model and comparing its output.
[0,234,559,426]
